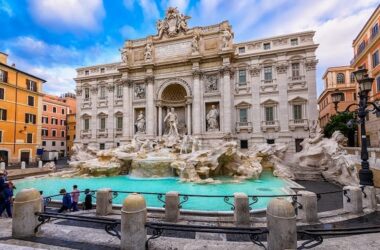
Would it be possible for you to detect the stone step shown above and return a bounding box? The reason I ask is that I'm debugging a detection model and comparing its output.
[293,171,324,181]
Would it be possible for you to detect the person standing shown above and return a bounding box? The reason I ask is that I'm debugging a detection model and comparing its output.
[58,189,71,213]
[84,189,93,210]
[71,185,80,212]
[0,183,13,217]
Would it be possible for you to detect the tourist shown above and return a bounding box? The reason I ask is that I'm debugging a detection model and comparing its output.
[71,185,80,212]
[0,183,13,217]
[0,172,5,190]
[40,191,46,212]
[84,189,93,210]
[3,169,8,182]
[58,188,72,213]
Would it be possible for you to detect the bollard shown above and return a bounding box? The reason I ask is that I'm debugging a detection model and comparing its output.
[297,191,318,223]
[165,191,179,222]
[267,198,297,250]
[12,188,42,238]
[38,161,43,168]
[21,161,26,169]
[96,188,113,216]
[234,192,250,226]
[362,186,376,211]
[121,193,147,250]
[0,162,5,170]
[343,186,363,214]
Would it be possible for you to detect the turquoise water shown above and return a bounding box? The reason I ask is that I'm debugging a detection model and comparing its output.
[14,171,288,211]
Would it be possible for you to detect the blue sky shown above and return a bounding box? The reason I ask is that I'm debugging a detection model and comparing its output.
[0,0,378,95]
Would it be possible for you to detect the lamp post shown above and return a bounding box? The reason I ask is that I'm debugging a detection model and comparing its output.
[332,68,378,186]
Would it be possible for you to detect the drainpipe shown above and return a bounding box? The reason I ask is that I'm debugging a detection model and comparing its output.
[13,71,18,155]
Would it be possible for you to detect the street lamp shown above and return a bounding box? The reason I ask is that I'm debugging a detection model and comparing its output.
[333,68,379,186]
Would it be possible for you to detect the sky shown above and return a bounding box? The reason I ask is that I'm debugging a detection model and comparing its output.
[0,0,378,96]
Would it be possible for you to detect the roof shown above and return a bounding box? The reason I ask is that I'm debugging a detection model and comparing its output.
[352,4,380,45]
[0,62,46,83]
[322,65,354,79]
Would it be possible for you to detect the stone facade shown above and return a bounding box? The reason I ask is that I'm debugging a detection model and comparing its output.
[74,8,318,154]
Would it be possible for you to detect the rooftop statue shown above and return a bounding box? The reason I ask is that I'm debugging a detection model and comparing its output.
[157,7,191,38]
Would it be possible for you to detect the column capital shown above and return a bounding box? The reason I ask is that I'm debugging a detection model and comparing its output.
[192,69,203,77]
[144,75,154,84]
[249,65,261,77]
[219,65,233,75]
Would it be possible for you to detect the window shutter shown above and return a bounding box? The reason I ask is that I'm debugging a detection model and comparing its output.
[25,114,28,123]
[3,109,6,120]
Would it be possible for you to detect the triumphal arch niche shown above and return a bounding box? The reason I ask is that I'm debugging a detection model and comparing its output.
[75,6,318,151]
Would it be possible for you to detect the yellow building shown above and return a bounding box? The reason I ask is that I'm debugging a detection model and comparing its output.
[0,52,45,167]
[66,113,76,157]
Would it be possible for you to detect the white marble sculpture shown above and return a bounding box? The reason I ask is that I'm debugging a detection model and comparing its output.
[135,111,146,133]
[157,7,190,38]
[222,28,233,49]
[206,105,219,131]
[144,43,153,61]
[120,47,128,63]
[164,107,179,137]
[191,32,200,53]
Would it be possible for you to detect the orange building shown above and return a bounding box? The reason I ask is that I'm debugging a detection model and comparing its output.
[351,5,380,147]
[61,93,76,156]
[41,94,68,157]
[0,52,45,166]
[318,66,357,128]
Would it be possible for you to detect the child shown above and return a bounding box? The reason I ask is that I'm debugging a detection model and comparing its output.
[71,185,80,212]
[84,189,93,210]
[58,189,72,213]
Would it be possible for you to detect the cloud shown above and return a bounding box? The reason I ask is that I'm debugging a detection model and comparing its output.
[28,0,105,32]
[120,25,140,39]
[164,0,190,12]
[0,0,13,16]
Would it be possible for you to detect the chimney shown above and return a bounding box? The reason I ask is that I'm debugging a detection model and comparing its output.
[0,52,8,64]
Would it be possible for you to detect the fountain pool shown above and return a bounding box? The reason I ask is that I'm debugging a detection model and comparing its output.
[14,171,295,211]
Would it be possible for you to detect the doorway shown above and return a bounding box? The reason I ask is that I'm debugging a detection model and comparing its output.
[20,151,30,165]
[0,150,8,167]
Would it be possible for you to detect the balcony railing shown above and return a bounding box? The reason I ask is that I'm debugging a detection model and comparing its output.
[115,128,123,136]
[80,129,92,139]
[351,31,380,65]
[289,119,308,131]
[289,75,305,82]
[261,120,280,132]
[236,122,252,133]
[97,129,108,138]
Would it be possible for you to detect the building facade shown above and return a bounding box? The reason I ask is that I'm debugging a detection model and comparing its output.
[318,66,356,128]
[0,52,45,166]
[74,8,318,153]
[351,5,380,147]
[61,93,77,156]
[41,94,68,157]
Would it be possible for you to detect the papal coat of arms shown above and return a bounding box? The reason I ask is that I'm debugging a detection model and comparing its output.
[157,7,191,38]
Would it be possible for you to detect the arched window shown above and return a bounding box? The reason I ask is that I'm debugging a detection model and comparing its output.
[350,73,355,83]
[337,73,345,84]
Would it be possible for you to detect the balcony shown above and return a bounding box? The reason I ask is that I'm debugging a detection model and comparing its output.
[97,99,108,108]
[97,129,108,138]
[114,98,123,106]
[289,119,309,131]
[289,75,305,82]
[115,128,123,136]
[261,120,280,132]
[80,129,92,139]
[81,98,92,109]
[350,31,380,65]
[236,122,252,133]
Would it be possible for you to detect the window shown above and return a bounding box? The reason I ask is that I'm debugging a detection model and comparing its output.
[84,118,90,130]
[84,88,90,99]
[52,130,57,137]
[42,117,48,124]
[240,140,248,149]
[0,88,4,99]
[100,86,106,99]
[292,63,300,77]
[0,70,8,83]
[267,139,275,144]
[53,107,57,113]
[26,80,37,92]
[52,141,56,146]
[27,133,33,143]
[238,69,246,85]
[116,85,123,98]
[290,38,298,46]
[60,120,65,125]
[62,108,65,115]
[377,77,380,92]
[25,113,36,124]
[100,143,105,150]
[42,141,46,146]
[51,118,58,125]
[0,109,7,121]
[367,135,371,147]
[61,141,64,146]
[116,116,123,129]
[293,104,302,120]
[337,73,345,84]
[61,131,65,137]
[43,105,47,111]
[350,73,355,83]
[353,93,357,101]
[371,23,379,38]
[28,96,34,106]
[0,131,2,142]
[295,139,303,152]
[372,50,379,68]
[357,40,366,54]
[264,66,272,81]
[238,47,245,53]
[100,68,105,73]
[67,135,70,140]
[265,106,274,122]
[239,109,248,123]
[85,70,89,76]
[116,142,120,147]
[41,129,48,136]
[263,43,270,50]
[100,117,106,129]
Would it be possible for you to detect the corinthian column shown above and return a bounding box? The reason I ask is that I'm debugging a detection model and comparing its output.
[145,76,155,137]
[192,70,202,135]
[221,66,233,133]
